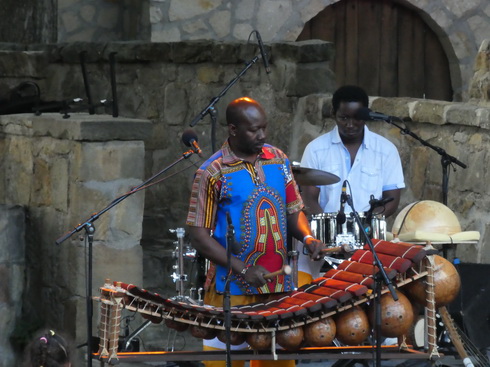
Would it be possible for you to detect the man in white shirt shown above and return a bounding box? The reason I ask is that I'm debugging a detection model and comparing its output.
[298,85,405,284]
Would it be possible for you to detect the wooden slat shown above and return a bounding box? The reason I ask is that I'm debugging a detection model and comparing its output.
[351,249,413,273]
[334,1,348,86]
[357,0,381,94]
[379,0,399,97]
[397,7,415,97]
[344,0,359,85]
[411,14,426,98]
[424,27,453,100]
[366,239,427,263]
[324,268,374,288]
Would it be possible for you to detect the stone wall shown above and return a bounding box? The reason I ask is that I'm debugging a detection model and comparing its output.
[1,1,488,101]
[0,113,151,365]
[58,0,150,42]
[147,0,489,102]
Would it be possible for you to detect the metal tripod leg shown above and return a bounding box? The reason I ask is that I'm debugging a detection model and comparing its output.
[121,320,152,351]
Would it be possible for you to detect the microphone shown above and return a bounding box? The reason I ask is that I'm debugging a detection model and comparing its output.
[181,128,202,156]
[336,180,348,225]
[255,30,271,74]
[369,195,394,209]
[354,107,396,122]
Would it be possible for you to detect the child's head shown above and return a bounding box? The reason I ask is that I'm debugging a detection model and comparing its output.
[25,330,71,367]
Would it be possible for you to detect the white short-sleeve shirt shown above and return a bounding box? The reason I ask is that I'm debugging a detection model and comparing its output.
[300,125,405,213]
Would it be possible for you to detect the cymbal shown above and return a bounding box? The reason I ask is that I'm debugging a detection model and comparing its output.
[291,165,340,186]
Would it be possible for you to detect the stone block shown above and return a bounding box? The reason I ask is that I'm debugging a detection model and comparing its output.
[0,113,34,136]
[169,40,214,63]
[210,42,241,64]
[151,27,181,43]
[0,50,48,78]
[169,0,222,21]
[411,100,452,124]
[0,205,26,264]
[271,40,335,63]
[163,82,189,125]
[209,10,231,39]
[232,23,254,41]
[235,0,255,21]
[104,41,172,62]
[182,19,209,35]
[4,136,33,206]
[0,205,25,367]
[59,42,107,63]
[445,103,479,126]
[370,97,417,121]
[92,244,143,290]
[476,107,490,129]
[256,0,292,40]
[285,62,335,97]
[67,178,144,246]
[32,113,152,141]
[76,141,145,181]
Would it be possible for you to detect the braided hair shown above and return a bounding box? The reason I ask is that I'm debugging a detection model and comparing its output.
[27,330,71,367]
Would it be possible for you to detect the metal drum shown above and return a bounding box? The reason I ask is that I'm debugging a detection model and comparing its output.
[309,212,386,252]
[309,213,338,247]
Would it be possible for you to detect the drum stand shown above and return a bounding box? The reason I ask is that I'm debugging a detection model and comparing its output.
[289,241,299,288]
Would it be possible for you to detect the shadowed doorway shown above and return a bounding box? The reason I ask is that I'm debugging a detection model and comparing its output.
[297,0,453,101]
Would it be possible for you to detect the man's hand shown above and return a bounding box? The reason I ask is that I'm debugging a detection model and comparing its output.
[242,265,269,287]
[304,237,325,260]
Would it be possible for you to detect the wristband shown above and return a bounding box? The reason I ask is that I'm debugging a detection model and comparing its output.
[240,265,251,276]
[303,235,314,244]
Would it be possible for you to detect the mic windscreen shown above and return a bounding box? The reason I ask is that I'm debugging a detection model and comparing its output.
[182,128,198,147]
[354,107,372,121]
[336,212,346,225]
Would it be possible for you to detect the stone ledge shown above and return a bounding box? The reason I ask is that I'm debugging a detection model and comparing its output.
[271,40,335,63]
[33,113,152,141]
[0,113,152,141]
[0,40,335,65]
[371,97,490,128]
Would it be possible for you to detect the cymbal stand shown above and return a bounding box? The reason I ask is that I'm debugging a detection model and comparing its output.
[169,227,199,303]
[288,241,299,289]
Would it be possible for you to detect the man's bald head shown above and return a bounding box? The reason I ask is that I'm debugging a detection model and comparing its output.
[226,97,265,126]
[226,97,268,158]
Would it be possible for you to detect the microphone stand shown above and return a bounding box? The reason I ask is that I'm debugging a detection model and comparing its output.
[224,212,235,367]
[55,147,199,367]
[188,52,263,147]
[344,190,398,367]
[208,105,218,153]
[383,117,467,206]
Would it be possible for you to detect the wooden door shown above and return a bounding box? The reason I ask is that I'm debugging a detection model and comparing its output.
[297,0,453,101]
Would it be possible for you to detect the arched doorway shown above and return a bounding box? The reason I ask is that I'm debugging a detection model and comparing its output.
[297,0,453,101]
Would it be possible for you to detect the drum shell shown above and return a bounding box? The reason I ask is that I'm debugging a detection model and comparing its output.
[309,212,386,250]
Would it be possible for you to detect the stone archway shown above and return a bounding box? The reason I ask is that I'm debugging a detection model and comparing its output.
[296,0,455,101]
